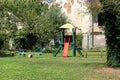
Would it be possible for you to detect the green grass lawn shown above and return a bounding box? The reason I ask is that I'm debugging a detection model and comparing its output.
[0,52,120,80]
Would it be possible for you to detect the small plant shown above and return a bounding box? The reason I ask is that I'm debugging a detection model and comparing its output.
[76,33,83,49]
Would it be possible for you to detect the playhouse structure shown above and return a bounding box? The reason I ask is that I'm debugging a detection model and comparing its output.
[54,23,83,57]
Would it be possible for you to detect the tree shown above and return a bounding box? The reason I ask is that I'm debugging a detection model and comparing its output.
[0,1,17,50]
[100,0,120,67]
[88,0,102,48]
[89,0,102,21]
[0,0,67,51]
[42,7,67,42]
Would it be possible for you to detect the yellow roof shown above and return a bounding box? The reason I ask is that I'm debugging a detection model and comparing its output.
[60,23,75,29]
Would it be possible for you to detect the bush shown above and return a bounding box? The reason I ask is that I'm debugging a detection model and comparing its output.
[0,50,10,57]
[42,46,56,53]
[0,32,9,50]
[76,33,83,49]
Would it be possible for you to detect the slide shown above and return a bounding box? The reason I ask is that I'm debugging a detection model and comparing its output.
[62,42,69,57]
[62,37,70,57]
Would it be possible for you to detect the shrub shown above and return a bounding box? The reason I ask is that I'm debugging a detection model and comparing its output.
[76,33,83,49]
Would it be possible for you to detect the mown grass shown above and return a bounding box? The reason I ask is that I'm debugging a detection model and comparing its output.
[0,52,119,80]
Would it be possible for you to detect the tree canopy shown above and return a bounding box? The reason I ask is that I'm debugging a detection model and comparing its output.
[0,0,67,50]
[89,0,102,21]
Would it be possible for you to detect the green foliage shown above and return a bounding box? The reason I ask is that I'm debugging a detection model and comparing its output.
[0,50,11,57]
[89,0,102,21]
[0,0,18,50]
[100,0,120,67]
[13,29,27,49]
[76,33,83,49]
[42,47,56,53]
[0,31,9,50]
[0,0,67,51]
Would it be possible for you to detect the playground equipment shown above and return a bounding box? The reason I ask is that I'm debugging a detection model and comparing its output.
[54,23,83,57]
[18,48,43,58]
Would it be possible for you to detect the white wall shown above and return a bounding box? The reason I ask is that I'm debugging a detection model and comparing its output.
[56,0,92,33]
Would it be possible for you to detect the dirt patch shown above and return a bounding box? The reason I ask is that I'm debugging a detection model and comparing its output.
[102,68,120,73]
[96,67,120,78]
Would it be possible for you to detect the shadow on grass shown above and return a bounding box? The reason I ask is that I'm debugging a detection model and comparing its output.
[81,62,106,66]
[81,63,106,67]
